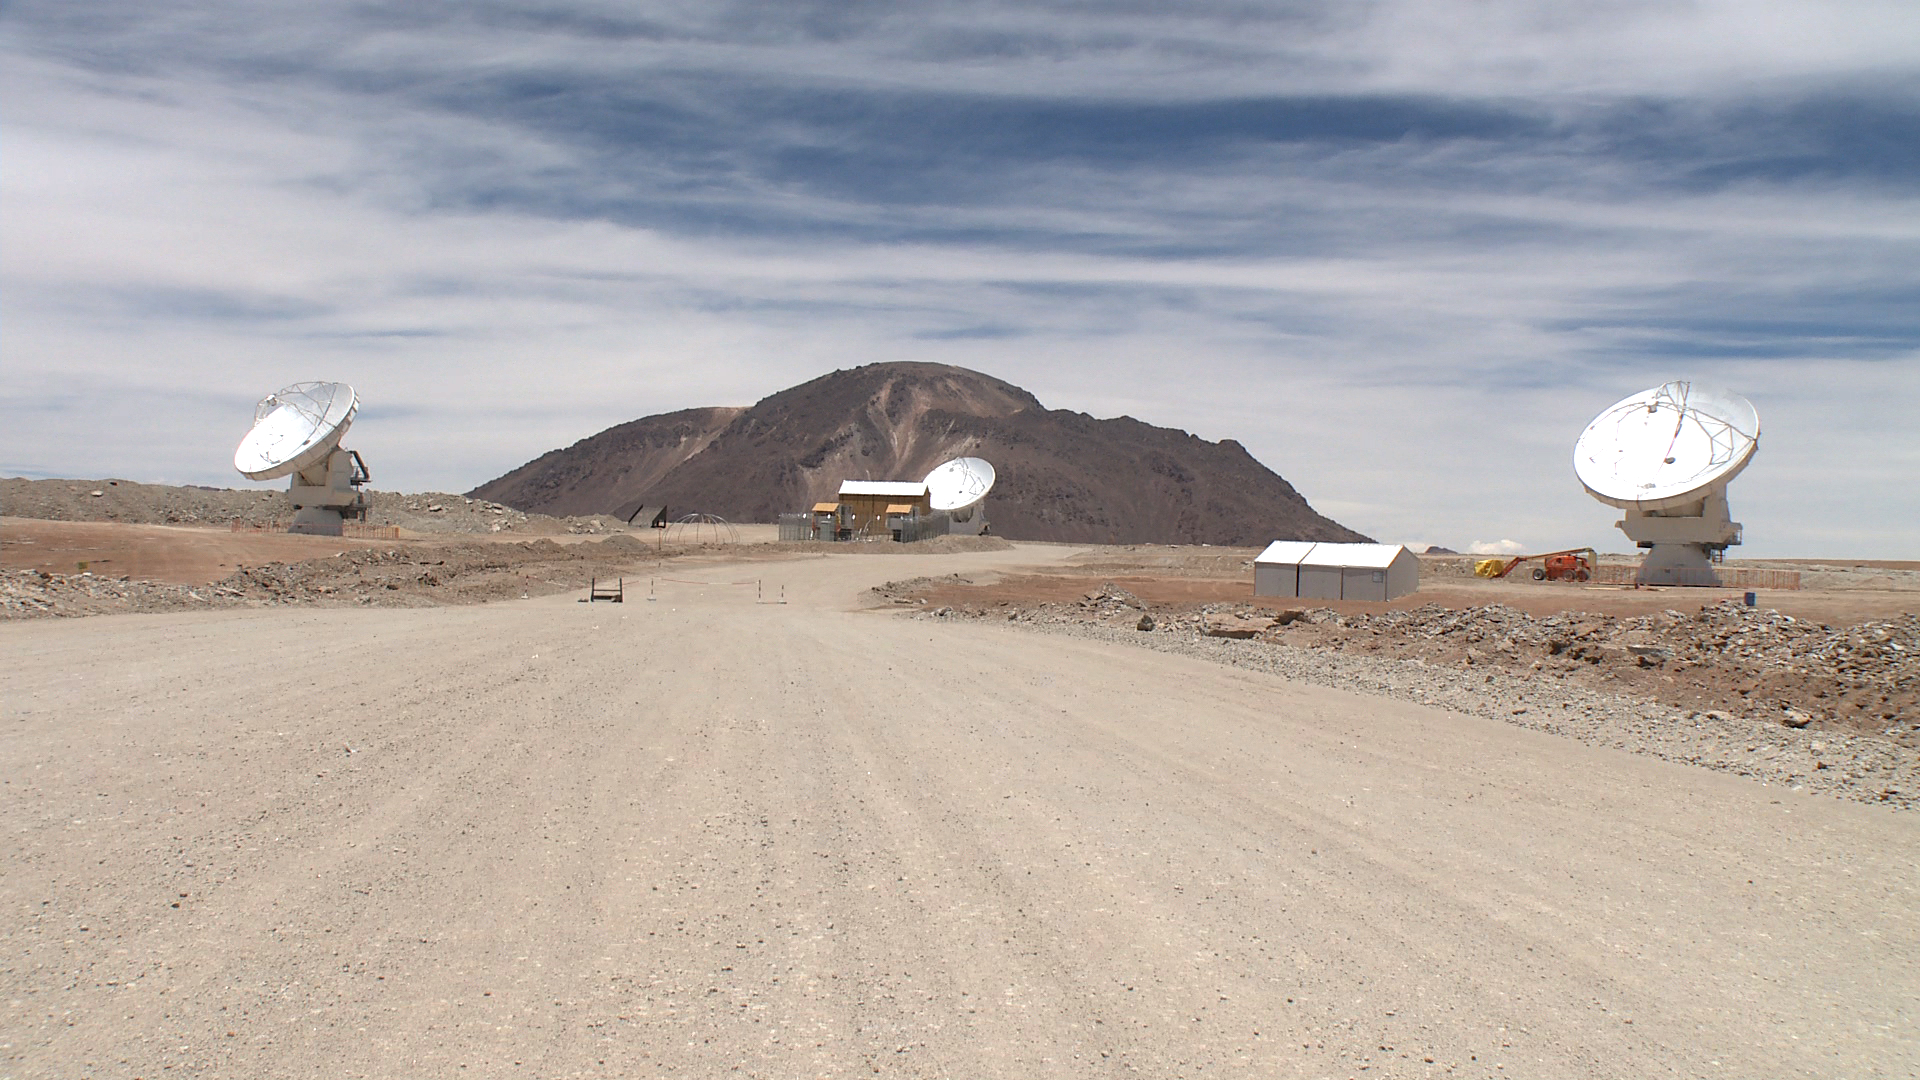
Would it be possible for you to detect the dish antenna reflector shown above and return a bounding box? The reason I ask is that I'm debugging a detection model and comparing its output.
[233,381,371,535]
[922,456,996,535]
[234,382,358,480]
[1574,380,1758,585]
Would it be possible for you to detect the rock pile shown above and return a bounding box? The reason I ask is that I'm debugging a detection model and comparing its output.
[379,495,621,535]
[897,592,1917,811]
[1203,613,1276,639]
[1,477,288,526]
[0,476,597,536]
[1079,582,1145,612]
[1018,618,1920,812]
[1282,600,1917,742]
[2,535,661,619]
[905,591,1917,750]
[388,494,536,534]
[0,569,248,617]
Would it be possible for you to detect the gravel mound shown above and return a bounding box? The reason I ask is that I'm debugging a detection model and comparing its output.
[1,476,623,536]
[886,579,1918,742]
[883,580,1918,812]
[925,608,1918,812]
[1233,600,1920,739]
[1,535,663,618]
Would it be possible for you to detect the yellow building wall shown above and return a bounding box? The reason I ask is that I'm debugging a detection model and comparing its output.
[838,493,929,537]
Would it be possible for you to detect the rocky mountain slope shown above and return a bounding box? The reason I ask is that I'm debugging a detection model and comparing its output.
[466,406,745,522]
[470,362,1368,546]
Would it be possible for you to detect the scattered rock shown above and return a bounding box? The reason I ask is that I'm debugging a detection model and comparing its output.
[968,617,1919,813]
[1,532,684,620]
[1204,614,1276,639]
[1627,644,1672,665]
[893,583,1917,808]
[1079,583,1145,610]
[0,477,563,535]
[1136,613,1155,632]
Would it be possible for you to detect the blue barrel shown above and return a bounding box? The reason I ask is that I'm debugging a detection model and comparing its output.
[1743,590,1757,607]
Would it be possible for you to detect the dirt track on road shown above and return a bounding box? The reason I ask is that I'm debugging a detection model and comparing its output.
[4,545,1916,1078]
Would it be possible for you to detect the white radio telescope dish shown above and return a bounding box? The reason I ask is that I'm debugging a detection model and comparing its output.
[233,380,370,536]
[921,456,996,535]
[1574,381,1758,511]
[924,456,995,513]
[1574,380,1759,586]
[234,381,358,481]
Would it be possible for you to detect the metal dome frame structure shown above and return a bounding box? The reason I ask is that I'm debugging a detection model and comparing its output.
[662,513,740,548]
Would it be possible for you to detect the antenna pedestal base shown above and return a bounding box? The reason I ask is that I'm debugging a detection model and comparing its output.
[1633,544,1719,587]
[286,447,369,534]
[1618,489,1742,586]
[945,500,988,536]
[290,507,347,536]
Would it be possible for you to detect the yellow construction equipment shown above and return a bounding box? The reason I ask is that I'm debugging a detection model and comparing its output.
[1475,548,1597,582]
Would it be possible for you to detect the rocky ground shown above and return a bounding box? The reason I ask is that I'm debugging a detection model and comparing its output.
[0,528,1009,619]
[873,576,1919,811]
[10,476,1913,812]
[0,533,740,618]
[0,476,630,535]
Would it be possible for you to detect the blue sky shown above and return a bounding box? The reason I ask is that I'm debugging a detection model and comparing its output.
[4,1,1917,556]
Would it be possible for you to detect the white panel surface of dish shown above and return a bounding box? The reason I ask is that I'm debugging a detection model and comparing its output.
[923,457,996,512]
[234,381,358,480]
[1574,381,1758,510]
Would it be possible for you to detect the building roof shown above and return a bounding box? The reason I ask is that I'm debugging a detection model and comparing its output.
[1299,542,1410,569]
[1256,541,1412,568]
[839,480,928,497]
[1253,540,1319,566]
[811,502,839,513]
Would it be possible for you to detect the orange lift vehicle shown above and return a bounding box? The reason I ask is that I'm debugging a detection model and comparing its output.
[1473,547,1597,582]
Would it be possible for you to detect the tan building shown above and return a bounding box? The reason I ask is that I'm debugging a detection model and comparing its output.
[835,481,930,540]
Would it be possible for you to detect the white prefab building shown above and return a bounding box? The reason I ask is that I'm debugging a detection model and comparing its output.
[1252,541,1318,598]
[1254,541,1419,602]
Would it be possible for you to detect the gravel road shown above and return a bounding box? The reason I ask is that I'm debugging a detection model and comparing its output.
[958,614,1920,812]
[4,545,1915,1078]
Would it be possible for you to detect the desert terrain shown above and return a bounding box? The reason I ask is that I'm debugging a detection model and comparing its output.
[3,500,1917,1077]
[880,548,1920,755]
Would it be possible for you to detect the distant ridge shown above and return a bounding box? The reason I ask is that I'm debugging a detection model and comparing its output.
[470,362,1369,546]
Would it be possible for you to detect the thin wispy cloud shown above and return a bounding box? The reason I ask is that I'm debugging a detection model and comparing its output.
[4,1,1916,555]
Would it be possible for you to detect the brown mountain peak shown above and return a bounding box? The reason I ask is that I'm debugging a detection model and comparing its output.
[756,362,1041,422]
[470,364,1368,545]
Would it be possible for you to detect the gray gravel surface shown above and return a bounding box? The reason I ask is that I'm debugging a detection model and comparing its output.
[5,545,1916,1078]
[1,476,622,535]
[964,614,1918,812]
